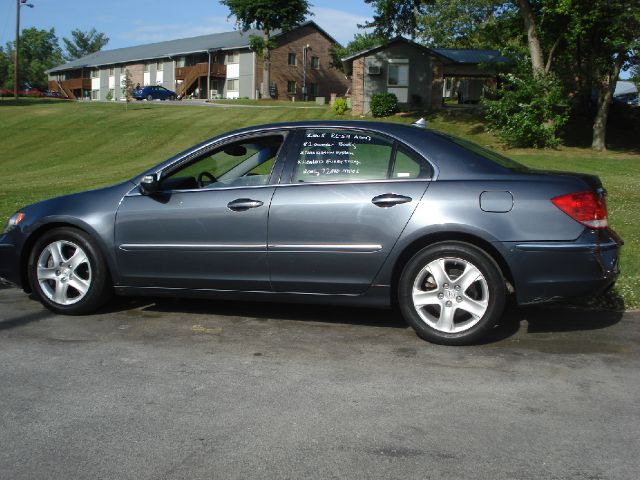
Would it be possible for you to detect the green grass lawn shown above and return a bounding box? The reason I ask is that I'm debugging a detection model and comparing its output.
[0,99,638,309]
[208,98,325,108]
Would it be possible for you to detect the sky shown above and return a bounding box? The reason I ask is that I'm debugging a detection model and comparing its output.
[0,0,375,50]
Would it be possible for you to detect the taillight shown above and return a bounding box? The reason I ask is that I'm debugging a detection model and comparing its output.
[551,191,608,229]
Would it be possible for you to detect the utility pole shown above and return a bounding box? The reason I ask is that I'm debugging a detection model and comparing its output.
[14,0,34,101]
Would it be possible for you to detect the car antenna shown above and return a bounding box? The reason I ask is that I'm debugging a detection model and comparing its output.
[412,117,427,128]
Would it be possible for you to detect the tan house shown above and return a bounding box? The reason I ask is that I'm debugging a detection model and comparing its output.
[46,21,349,102]
[342,37,508,115]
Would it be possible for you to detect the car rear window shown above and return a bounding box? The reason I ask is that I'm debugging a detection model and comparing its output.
[432,132,529,172]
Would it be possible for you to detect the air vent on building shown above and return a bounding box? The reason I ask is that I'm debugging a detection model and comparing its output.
[367,65,381,75]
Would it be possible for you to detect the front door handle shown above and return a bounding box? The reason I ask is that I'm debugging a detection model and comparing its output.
[227,198,264,211]
[371,193,413,207]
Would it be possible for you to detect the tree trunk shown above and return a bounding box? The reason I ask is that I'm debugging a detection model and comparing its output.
[518,0,545,76]
[591,53,624,151]
[261,30,271,98]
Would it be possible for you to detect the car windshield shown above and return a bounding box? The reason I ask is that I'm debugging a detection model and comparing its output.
[432,132,529,172]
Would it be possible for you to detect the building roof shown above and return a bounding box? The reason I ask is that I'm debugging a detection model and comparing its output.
[48,20,336,73]
[341,37,433,63]
[342,37,509,66]
[431,48,509,64]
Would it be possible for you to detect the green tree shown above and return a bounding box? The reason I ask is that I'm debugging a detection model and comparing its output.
[362,0,425,39]
[220,0,311,98]
[0,46,10,89]
[365,0,640,150]
[121,68,133,110]
[4,27,63,91]
[62,28,109,61]
[562,0,640,150]
[329,32,386,72]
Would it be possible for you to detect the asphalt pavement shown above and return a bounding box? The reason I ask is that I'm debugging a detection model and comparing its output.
[1,285,638,480]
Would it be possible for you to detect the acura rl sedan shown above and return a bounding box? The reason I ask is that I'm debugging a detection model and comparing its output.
[0,120,622,345]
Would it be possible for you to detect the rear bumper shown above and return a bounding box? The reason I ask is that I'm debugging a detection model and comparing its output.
[503,228,622,305]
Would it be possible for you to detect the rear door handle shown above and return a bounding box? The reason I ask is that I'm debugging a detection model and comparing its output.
[371,193,413,207]
[227,198,264,211]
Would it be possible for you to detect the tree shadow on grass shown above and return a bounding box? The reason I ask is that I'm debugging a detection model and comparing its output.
[0,98,70,107]
[561,104,640,153]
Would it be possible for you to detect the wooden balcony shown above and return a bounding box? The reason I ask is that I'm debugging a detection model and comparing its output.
[175,62,226,80]
[61,78,92,90]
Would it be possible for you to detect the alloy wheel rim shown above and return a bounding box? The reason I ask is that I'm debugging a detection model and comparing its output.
[412,257,489,333]
[36,240,92,305]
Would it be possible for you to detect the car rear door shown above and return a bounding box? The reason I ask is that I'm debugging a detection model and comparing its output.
[267,127,432,294]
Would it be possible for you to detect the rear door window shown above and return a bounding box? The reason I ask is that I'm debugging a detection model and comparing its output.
[292,128,431,183]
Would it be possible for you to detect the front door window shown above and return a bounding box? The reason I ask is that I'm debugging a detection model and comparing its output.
[161,135,284,190]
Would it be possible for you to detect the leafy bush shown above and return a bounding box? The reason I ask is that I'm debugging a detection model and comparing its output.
[370,92,398,117]
[333,97,349,115]
[105,89,113,101]
[483,73,568,148]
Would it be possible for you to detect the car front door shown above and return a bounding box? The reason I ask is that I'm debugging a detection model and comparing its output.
[114,132,288,291]
[268,128,432,294]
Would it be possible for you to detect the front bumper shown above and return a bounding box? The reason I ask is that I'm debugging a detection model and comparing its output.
[0,233,23,288]
[503,228,623,305]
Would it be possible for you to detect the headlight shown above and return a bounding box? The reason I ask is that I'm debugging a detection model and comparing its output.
[4,212,25,233]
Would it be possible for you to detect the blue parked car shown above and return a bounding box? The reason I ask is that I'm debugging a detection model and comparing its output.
[133,85,176,101]
[0,120,623,345]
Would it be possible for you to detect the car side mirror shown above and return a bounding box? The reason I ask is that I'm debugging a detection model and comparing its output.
[139,173,160,195]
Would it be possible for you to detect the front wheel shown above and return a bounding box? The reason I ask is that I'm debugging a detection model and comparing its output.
[398,242,506,345]
[28,227,112,315]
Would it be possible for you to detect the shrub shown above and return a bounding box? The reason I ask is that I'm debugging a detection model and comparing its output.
[333,97,349,115]
[483,73,568,148]
[370,92,398,117]
[105,90,113,101]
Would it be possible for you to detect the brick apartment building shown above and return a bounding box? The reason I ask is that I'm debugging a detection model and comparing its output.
[47,21,349,102]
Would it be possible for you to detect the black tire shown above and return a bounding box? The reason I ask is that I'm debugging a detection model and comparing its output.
[169,95,176,101]
[146,94,153,101]
[27,227,112,315]
[398,241,506,345]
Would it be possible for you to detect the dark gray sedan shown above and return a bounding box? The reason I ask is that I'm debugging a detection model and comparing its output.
[0,121,622,345]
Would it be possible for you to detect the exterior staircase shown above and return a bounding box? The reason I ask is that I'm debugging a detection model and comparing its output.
[175,62,226,99]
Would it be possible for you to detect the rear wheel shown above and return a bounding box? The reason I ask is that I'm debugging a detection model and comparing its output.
[146,94,153,101]
[398,242,506,345]
[28,227,112,315]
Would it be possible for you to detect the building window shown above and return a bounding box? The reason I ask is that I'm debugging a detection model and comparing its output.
[144,63,150,72]
[388,63,409,87]
[311,56,320,69]
[227,51,239,64]
[109,67,115,76]
[156,61,164,71]
[91,89,100,100]
[227,78,239,91]
[90,69,99,78]
[287,80,297,94]
[288,53,297,66]
[307,83,318,97]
